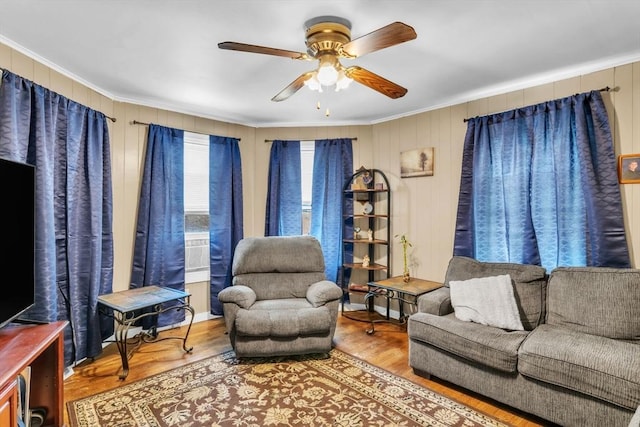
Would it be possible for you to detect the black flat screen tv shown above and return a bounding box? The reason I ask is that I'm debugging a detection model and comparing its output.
[0,156,35,329]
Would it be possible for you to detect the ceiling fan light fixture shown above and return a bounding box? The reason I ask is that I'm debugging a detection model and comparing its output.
[316,55,339,86]
[304,72,322,92]
[335,69,353,91]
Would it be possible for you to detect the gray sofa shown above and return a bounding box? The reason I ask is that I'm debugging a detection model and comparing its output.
[218,235,343,358]
[407,256,640,427]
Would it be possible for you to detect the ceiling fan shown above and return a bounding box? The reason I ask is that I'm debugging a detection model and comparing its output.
[218,16,417,102]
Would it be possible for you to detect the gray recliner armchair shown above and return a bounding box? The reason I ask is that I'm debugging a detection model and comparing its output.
[218,235,343,358]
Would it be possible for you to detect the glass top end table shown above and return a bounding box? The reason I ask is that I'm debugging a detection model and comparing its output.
[364,276,442,334]
[98,285,194,380]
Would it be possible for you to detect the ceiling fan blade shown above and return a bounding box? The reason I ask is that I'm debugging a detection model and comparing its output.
[341,22,417,58]
[218,41,309,60]
[271,72,315,102]
[345,66,408,99]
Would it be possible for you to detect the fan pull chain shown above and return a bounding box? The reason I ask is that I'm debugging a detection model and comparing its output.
[315,101,330,117]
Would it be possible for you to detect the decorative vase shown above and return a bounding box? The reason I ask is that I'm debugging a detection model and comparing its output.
[403,270,410,283]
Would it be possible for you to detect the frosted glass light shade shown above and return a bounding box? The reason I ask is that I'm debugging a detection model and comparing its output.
[304,73,322,91]
[317,64,339,86]
[335,71,352,91]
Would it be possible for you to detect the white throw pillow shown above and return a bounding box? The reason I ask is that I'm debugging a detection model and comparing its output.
[449,274,524,331]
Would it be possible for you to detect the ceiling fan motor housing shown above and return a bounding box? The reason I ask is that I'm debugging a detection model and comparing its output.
[304,16,352,58]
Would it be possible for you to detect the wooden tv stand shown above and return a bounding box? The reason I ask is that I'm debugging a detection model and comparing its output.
[0,321,67,427]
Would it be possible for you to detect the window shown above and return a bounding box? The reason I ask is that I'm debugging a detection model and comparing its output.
[301,140,314,235]
[184,132,210,283]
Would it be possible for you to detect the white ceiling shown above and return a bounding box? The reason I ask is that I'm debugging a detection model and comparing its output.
[1,1,639,128]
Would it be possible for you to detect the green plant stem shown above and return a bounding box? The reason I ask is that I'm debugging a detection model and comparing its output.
[397,234,411,275]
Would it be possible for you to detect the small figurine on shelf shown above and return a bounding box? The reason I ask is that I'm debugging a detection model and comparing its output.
[362,254,370,268]
[351,176,367,190]
[354,226,361,239]
[367,228,374,241]
[362,170,373,187]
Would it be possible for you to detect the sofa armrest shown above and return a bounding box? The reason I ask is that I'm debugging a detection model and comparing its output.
[218,285,256,309]
[307,280,343,307]
[416,287,453,315]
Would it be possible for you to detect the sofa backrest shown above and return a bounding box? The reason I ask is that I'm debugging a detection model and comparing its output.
[444,256,548,330]
[231,235,326,300]
[546,267,640,340]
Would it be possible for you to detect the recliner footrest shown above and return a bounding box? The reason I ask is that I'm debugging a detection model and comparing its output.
[236,307,331,337]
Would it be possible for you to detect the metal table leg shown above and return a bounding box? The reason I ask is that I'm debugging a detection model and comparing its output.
[104,300,195,380]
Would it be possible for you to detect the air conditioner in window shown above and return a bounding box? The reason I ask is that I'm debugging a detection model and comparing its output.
[185,232,209,283]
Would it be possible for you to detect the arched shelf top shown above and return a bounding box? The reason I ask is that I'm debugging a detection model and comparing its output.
[343,167,390,192]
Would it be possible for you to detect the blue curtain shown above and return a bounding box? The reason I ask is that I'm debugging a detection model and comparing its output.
[0,70,114,365]
[311,138,353,282]
[209,135,243,315]
[454,90,630,271]
[265,140,302,236]
[131,124,186,326]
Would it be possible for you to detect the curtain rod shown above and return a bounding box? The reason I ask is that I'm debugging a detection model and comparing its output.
[462,86,615,122]
[264,137,358,143]
[131,120,241,141]
[0,68,117,122]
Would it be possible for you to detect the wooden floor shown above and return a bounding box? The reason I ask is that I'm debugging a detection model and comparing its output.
[63,314,550,427]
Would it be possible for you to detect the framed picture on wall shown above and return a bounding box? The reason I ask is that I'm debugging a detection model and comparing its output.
[618,154,640,184]
[400,147,434,178]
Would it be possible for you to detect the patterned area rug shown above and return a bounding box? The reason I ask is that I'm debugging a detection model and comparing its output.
[67,349,508,427]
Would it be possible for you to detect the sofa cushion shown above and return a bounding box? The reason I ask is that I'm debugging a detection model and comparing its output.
[449,274,524,331]
[629,405,640,427]
[235,301,331,337]
[444,256,547,330]
[519,324,640,410]
[407,312,529,373]
[546,267,640,340]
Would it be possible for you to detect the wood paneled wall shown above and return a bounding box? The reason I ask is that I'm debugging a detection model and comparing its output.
[1,41,638,321]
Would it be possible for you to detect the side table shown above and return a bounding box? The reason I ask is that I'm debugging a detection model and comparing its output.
[98,285,194,380]
[365,276,442,334]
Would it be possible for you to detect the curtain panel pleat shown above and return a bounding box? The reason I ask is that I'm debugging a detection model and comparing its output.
[130,124,186,327]
[311,138,353,282]
[454,90,630,271]
[265,140,302,236]
[0,70,114,365]
[208,135,243,315]
[131,128,243,318]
